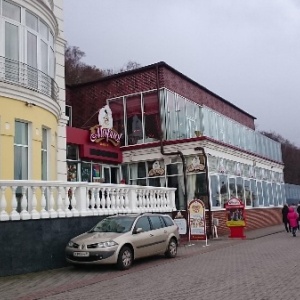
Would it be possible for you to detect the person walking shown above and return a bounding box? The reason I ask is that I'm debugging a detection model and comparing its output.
[297,202,300,230]
[287,207,299,237]
[282,203,290,233]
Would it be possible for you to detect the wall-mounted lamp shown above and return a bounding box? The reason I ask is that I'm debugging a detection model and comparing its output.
[25,102,36,107]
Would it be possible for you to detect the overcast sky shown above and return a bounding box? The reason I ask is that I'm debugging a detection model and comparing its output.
[63,0,300,147]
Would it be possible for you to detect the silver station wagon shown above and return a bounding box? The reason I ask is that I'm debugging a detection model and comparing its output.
[65,213,180,270]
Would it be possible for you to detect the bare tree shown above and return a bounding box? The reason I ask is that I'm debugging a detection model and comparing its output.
[65,45,104,85]
[261,131,300,184]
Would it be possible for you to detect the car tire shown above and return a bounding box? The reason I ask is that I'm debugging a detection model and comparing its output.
[165,238,177,258]
[117,246,133,270]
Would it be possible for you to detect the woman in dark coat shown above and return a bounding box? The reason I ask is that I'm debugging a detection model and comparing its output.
[282,203,290,233]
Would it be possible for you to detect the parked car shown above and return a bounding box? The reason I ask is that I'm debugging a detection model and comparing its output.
[65,213,180,270]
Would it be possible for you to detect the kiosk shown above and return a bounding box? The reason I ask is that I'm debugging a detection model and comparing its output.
[225,198,246,238]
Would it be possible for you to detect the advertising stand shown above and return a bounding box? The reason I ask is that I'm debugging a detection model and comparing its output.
[225,198,246,238]
[188,199,208,246]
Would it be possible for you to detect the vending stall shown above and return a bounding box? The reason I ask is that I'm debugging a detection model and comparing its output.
[225,198,246,238]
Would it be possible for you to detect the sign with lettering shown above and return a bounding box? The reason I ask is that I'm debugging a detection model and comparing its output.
[188,199,206,240]
[89,104,122,146]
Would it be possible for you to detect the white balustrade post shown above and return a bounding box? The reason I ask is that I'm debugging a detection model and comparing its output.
[149,189,155,212]
[106,188,112,214]
[157,189,163,212]
[20,186,30,220]
[99,187,106,215]
[163,190,168,212]
[128,188,139,213]
[111,188,117,214]
[64,187,72,217]
[170,189,177,211]
[74,185,87,216]
[95,187,101,215]
[40,186,49,218]
[48,187,58,218]
[10,186,20,220]
[123,188,130,213]
[57,187,66,218]
[30,187,40,219]
[90,187,96,216]
[0,186,9,221]
[115,187,121,213]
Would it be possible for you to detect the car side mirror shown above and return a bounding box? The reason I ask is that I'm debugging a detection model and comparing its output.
[133,227,143,234]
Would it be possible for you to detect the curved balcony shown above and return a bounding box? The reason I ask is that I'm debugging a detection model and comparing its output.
[0,56,58,102]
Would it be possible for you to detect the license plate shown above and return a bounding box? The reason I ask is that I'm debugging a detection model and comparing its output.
[73,252,89,257]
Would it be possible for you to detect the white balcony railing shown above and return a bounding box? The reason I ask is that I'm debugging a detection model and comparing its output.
[0,180,177,221]
[0,57,59,101]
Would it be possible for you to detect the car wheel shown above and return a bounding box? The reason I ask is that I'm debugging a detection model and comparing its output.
[165,238,177,258]
[117,246,133,270]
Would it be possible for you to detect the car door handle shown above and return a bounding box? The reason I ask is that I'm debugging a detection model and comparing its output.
[150,234,154,237]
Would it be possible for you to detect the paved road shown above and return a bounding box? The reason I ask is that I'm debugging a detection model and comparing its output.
[1,226,299,300]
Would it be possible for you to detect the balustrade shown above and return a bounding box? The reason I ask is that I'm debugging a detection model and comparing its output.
[0,180,176,221]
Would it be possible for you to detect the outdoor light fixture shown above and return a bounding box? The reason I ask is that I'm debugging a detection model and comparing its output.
[25,102,36,107]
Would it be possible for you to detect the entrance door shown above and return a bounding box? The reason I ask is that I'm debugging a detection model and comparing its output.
[103,165,120,183]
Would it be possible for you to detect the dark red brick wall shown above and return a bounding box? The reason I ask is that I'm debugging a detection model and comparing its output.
[67,63,255,130]
[211,208,282,236]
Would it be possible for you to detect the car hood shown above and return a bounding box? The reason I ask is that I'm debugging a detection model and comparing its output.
[72,232,126,244]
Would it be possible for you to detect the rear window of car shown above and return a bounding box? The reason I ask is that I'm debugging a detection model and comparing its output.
[162,216,175,227]
[149,216,164,230]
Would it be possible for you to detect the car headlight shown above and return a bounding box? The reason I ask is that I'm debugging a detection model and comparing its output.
[68,241,75,247]
[96,241,118,248]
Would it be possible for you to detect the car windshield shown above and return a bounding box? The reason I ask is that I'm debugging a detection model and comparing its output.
[89,217,135,233]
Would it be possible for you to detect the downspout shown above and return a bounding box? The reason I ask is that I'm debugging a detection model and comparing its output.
[155,64,188,212]
[194,146,213,238]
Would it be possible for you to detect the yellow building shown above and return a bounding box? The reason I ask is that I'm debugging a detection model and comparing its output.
[0,0,67,182]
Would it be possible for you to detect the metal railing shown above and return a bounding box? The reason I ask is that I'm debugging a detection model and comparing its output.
[0,56,59,102]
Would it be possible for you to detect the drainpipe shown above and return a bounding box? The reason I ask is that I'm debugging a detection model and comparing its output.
[155,64,188,216]
[194,146,213,239]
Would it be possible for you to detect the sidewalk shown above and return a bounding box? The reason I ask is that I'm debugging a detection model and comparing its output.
[178,224,284,256]
[0,224,285,300]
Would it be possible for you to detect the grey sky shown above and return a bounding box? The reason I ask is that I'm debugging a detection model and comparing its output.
[63,0,300,147]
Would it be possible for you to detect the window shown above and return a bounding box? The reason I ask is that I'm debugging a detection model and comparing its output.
[149,216,163,230]
[5,22,19,82]
[1,3,56,79]
[66,105,72,127]
[14,121,29,180]
[3,0,21,22]
[135,217,151,232]
[41,128,48,180]
[162,216,174,227]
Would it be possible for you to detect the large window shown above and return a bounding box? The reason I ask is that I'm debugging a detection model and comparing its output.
[41,127,48,180]
[208,155,285,209]
[1,0,56,79]
[108,91,160,146]
[14,121,29,180]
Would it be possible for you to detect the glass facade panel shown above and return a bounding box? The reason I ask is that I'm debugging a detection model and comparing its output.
[126,95,142,145]
[210,175,219,207]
